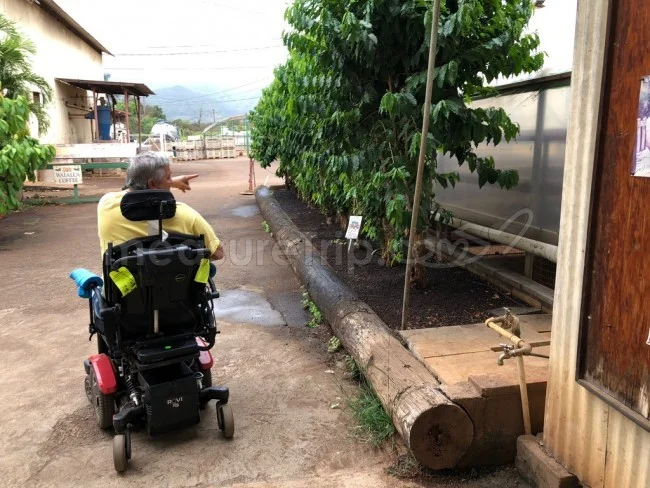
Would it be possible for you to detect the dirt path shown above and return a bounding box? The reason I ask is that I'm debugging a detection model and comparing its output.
[0,158,528,487]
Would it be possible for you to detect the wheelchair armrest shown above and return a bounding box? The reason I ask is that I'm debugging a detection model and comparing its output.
[91,288,118,321]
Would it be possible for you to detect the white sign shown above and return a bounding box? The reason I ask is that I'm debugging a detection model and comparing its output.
[53,165,83,185]
[345,216,363,240]
[54,143,138,160]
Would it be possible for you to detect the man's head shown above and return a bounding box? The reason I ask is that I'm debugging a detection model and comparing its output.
[125,152,172,190]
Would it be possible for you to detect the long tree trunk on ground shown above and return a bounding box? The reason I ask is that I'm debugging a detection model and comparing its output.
[256,187,474,470]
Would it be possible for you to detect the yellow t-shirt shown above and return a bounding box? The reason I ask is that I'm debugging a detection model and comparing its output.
[97,190,220,255]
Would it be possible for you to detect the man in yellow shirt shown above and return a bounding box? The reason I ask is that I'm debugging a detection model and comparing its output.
[97,152,225,260]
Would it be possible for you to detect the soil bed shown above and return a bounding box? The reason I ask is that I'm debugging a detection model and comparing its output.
[273,187,524,330]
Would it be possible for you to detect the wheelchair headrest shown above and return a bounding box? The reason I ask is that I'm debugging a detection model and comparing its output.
[120,190,176,222]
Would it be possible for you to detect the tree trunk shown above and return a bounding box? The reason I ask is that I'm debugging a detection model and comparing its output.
[256,186,474,469]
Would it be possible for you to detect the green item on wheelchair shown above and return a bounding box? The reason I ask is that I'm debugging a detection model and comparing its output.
[194,258,210,284]
[110,267,137,297]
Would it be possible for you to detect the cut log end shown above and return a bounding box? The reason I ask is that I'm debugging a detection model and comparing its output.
[408,403,474,470]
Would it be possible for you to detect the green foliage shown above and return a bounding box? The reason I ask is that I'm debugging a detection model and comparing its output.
[114,99,167,135]
[327,336,342,353]
[347,382,395,447]
[0,15,53,135]
[249,0,543,266]
[0,92,55,214]
[301,287,323,328]
[261,220,272,234]
[344,354,361,380]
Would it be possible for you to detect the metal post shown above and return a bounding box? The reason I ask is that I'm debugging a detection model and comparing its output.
[524,253,534,279]
[123,90,131,144]
[92,89,99,142]
[136,96,142,149]
[241,117,255,195]
[401,0,441,330]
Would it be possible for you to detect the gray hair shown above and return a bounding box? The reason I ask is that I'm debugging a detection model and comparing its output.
[125,152,169,190]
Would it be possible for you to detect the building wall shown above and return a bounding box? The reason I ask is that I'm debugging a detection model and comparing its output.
[544,1,650,487]
[1,0,103,144]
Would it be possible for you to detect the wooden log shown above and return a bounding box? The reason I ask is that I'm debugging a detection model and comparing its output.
[256,187,474,469]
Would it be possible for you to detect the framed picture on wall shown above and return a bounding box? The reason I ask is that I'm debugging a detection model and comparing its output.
[633,76,650,177]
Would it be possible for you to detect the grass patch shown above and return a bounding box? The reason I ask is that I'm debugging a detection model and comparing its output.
[327,336,341,353]
[347,382,395,447]
[301,287,323,328]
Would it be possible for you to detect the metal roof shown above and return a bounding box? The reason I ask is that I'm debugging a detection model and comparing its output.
[37,0,112,55]
[56,78,155,97]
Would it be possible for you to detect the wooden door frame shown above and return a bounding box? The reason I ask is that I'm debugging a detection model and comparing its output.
[575,0,650,432]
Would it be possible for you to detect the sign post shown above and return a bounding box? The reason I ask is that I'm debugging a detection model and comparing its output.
[53,165,83,201]
[345,216,363,275]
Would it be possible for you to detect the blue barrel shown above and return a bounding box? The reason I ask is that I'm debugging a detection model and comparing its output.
[97,105,112,140]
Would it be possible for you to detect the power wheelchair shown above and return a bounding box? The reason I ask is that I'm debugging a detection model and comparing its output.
[71,189,233,473]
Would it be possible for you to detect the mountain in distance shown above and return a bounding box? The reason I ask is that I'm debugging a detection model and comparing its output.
[146,85,262,122]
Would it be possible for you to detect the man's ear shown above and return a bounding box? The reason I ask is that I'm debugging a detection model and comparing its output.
[147,179,157,189]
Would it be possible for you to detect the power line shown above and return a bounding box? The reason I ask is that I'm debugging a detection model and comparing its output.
[129,37,283,50]
[113,45,284,57]
[195,95,261,103]
[103,66,275,71]
[157,84,268,105]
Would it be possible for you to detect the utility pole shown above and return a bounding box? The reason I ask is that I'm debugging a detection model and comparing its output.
[213,109,216,123]
[198,105,203,127]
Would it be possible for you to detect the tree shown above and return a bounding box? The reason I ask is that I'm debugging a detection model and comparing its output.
[114,99,167,135]
[250,0,543,287]
[0,91,56,214]
[0,15,53,135]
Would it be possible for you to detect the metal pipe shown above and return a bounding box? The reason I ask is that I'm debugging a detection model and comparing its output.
[434,214,558,263]
[517,355,532,435]
[154,309,159,334]
[486,315,533,435]
[401,0,441,330]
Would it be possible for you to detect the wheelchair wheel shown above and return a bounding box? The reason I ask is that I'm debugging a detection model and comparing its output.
[217,403,234,439]
[84,375,92,403]
[113,434,128,473]
[89,369,115,430]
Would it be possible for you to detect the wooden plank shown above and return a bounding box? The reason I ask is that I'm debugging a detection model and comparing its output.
[401,316,553,359]
[578,0,650,424]
[423,348,550,386]
[54,143,138,159]
[46,162,129,170]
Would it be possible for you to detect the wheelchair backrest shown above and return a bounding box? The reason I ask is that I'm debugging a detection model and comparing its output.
[104,233,211,340]
[102,188,212,341]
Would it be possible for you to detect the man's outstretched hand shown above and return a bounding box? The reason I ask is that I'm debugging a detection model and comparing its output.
[171,174,199,192]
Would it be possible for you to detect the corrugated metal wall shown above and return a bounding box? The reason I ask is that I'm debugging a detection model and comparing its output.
[545,2,650,487]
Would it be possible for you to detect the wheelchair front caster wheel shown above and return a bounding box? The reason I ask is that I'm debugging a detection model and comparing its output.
[113,434,129,473]
[217,403,234,439]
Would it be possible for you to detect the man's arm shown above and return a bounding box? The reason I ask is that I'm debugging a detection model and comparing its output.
[212,243,225,260]
[189,208,224,261]
[170,174,199,192]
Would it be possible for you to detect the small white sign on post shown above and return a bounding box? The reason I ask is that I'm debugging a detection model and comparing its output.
[345,216,363,240]
[53,165,83,185]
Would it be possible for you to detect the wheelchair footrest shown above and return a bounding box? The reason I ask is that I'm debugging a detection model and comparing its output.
[113,404,145,433]
[199,386,229,405]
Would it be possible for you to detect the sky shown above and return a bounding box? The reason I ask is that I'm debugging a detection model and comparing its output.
[55,0,575,94]
[56,0,291,94]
